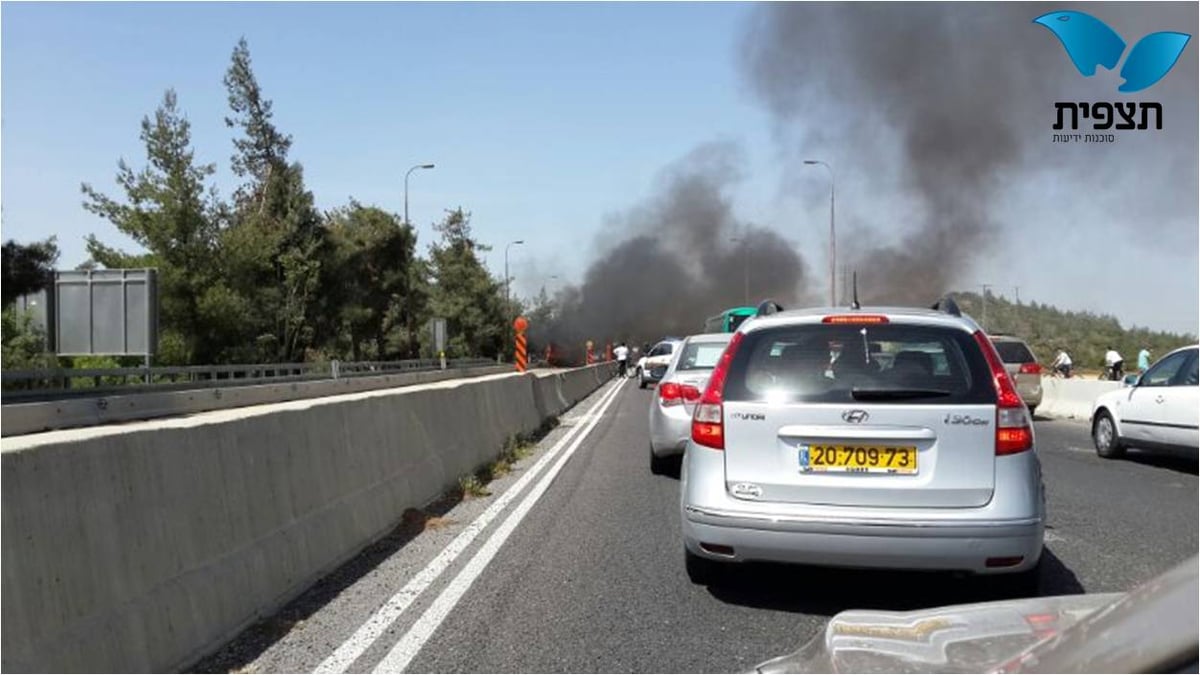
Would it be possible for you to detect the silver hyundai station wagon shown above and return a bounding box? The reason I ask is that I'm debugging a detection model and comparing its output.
[681,301,1045,588]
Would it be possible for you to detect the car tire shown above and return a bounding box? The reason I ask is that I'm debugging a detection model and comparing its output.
[1092,410,1126,459]
[650,446,672,475]
[1027,404,1037,417]
[639,378,647,389]
[685,548,725,586]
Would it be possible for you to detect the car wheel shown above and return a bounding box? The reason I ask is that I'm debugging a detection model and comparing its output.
[685,548,725,586]
[650,446,672,475]
[639,377,647,389]
[1092,410,1125,459]
[1027,404,1037,417]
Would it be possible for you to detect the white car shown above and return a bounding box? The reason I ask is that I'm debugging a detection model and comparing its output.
[649,333,733,474]
[638,339,683,389]
[1091,345,1199,459]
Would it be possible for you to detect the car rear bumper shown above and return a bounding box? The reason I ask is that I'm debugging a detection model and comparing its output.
[681,443,1045,575]
[682,506,1043,574]
[1016,377,1042,406]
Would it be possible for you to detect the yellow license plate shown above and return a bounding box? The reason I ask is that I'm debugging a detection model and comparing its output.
[799,444,918,474]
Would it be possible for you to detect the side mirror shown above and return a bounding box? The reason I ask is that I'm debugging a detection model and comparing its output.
[1122,374,1140,388]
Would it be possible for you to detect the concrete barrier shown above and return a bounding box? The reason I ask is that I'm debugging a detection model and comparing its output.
[1036,376,1122,421]
[1,365,511,438]
[1,363,615,673]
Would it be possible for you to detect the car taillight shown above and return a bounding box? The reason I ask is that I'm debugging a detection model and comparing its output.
[659,382,684,406]
[691,332,744,450]
[822,314,889,324]
[1019,362,1042,375]
[974,331,1033,455]
[680,384,702,402]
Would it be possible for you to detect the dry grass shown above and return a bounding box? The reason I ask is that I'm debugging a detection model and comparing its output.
[458,474,491,499]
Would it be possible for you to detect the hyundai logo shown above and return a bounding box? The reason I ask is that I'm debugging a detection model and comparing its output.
[842,410,870,424]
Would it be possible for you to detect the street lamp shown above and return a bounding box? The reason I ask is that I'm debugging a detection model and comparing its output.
[729,235,749,305]
[803,159,836,307]
[504,240,525,312]
[978,283,993,332]
[403,163,435,226]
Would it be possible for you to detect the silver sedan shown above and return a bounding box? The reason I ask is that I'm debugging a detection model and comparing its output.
[649,333,733,475]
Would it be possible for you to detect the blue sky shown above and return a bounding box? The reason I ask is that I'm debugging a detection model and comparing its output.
[3,2,1198,334]
[2,2,772,285]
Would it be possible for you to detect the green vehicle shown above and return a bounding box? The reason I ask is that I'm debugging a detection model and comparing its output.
[703,306,756,333]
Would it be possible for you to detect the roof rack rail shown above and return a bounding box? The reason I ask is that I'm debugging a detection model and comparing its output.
[931,295,962,317]
[756,300,785,317]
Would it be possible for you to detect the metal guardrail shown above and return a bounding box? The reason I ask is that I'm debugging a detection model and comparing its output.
[1,358,497,402]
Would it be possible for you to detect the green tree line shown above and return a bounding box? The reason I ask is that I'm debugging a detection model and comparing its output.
[953,291,1196,371]
[3,39,517,368]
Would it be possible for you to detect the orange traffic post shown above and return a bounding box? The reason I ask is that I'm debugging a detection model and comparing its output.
[606,342,613,362]
[514,316,528,372]
[586,340,594,365]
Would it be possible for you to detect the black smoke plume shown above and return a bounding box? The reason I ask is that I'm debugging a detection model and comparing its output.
[531,142,810,361]
[740,2,1197,304]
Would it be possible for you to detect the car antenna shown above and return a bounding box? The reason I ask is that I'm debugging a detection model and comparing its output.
[850,271,861,310]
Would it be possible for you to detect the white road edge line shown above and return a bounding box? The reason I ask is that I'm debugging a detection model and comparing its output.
[372,376,629,674]
[314,378,625,674]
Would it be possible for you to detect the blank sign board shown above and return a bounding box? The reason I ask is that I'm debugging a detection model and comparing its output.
[55,269,158,356]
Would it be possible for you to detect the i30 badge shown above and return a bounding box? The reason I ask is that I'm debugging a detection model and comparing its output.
[842,409,870,424]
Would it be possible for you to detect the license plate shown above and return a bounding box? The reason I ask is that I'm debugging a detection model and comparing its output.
[798,444,918,474]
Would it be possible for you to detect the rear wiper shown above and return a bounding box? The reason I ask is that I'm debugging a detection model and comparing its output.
[851,387,952,400]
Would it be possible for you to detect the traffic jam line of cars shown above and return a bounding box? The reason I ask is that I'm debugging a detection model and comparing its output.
[642,297,1198,673]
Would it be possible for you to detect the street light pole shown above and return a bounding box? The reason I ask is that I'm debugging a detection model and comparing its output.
[730,235,749,304]
[504,240,525,313]
[403,163,435,226]
[979,283,993,332]
[804,160,836,306]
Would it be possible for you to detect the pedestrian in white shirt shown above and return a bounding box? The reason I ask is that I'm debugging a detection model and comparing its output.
[1052,349,1073,378]
[1104,347,1124,381]
[614,342,630,378]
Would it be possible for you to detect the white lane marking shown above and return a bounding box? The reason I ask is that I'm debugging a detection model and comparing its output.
[1045,530,1066,543]
[315,379,626,673]
[372,377,629,673]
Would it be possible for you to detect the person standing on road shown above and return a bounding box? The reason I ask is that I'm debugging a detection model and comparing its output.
[1104,346,1125,381]
[1138,347,1152,373]
[614,342,630,378]
[1052,349,1073,378]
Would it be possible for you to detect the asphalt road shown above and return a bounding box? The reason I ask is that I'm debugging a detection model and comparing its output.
[196,377,1198,674]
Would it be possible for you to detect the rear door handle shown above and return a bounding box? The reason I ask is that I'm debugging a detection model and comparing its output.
[1155,395,1165,404]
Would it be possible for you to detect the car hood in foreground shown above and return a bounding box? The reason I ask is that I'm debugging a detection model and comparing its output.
[755,555,1198,673]
[754,594,1117,674]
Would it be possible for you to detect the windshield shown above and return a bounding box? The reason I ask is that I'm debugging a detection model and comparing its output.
[993,340,1036,364]
[724,324,994,404]
[676,341,730,371]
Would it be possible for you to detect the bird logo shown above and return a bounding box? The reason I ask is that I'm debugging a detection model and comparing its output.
[1034,11,1190,93]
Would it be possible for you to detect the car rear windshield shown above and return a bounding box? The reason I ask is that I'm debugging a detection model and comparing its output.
[676,341,729,371]
[992,340,1036,364]
[723,323,996,404]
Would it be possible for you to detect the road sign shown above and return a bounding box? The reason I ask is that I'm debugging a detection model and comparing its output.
[53,268,158,357]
